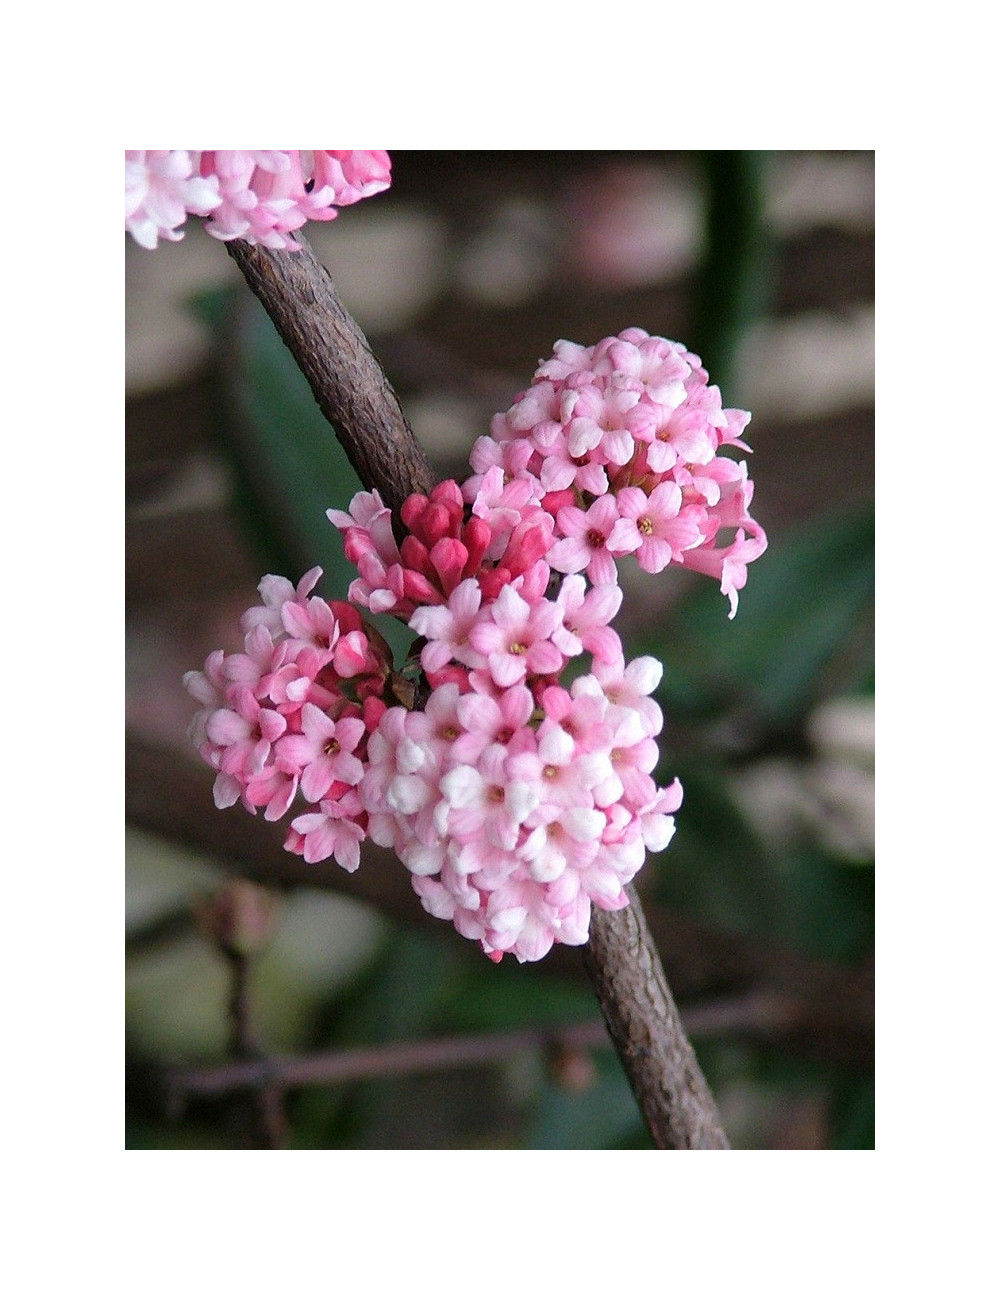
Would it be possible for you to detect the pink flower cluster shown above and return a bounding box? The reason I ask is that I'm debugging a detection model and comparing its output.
[184,569,394,873]
[125,150,391,251]
[482,329,767,618]
[186,331,766,962]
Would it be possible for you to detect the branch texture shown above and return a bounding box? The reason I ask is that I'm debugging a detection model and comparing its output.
[224,232,730,1150]
[226,237,436,519]
[583,886,728,1148]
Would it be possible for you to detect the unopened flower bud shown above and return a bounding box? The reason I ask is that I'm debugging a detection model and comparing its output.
[196,880,280,958]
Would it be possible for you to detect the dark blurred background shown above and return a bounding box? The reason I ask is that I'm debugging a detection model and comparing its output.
[125,150,874,1149]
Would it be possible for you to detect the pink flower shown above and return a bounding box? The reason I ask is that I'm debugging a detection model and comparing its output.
[548,495,637,586]
[561,381,640,467]
[467,585,564,687]
[452,682,535,764]
[639,403,718,474]
[241,567,325,638]
[575,654,664,739]
[518,805,604,883]
[327,491,400,568]
[185,328,766,962]
[286,792,365,870]
[259,643,335,715]
[125,151,221,249]
[536,433,610,496]
[484,328,765,619]
[679,523,768,618]
[126,151,391,250]
[537,683,614,756]
[638,778,684,852]
[219,623,279,695]
[553,575,623,663]
[275,704,365,802]
[613,483,705,573]
[408,577,487,675]
[599,334,691,405]
[184,649,227,748]
[467,467,542,557]
[507,724,613,825]
[439,745,540,852]
[206,687,287,782]
[244,768,300,822]
[466,434,537,495]
[309,151,392,207]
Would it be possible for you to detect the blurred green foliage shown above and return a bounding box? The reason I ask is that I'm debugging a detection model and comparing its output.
[646,503,874,735]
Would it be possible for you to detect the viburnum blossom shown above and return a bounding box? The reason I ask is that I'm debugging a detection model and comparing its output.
[185,330,767,962]
[125,151,391,251]
[489,327,767,616]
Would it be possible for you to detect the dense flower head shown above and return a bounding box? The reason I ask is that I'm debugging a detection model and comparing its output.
[186,331,766,961]
[183,566,393,867]
[125,150,391,250]
[487,328,767,617]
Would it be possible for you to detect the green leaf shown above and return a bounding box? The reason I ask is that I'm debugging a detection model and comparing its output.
[771,848,875,966]
[642,501,875,736]
[830,1073,876,1149]
[648,761,778,937]
[691,150,774,401]
[527,1053,648,1150]
[432,959,597,1036]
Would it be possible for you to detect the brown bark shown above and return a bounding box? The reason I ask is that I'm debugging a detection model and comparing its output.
[225,237,436,522]
[220,232,730,1149]
[582,887,729,1148]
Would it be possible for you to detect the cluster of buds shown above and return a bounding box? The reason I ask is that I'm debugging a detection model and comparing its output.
[125,150,391,251]
[186,331,766,962]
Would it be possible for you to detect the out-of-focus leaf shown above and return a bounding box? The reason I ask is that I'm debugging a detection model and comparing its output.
[327,929,460,1047]
[771,848,875,966]
[830,1073,876,1149]
[125,936,230,1061]
[692,150,773,401]
[279,929,459,1149]
[527,1054,648,1150]
[431,959,596,1035]
[643,502,874,738]
[648,762,778,937]
[188,285,411,663]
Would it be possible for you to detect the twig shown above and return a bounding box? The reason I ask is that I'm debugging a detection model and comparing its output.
[223,232,730,1149]
[168,1020,611,1105]
[226,947,257,1058]
[222,946,290,1149]
[165,991,795,1110]
[196,882,290,1149]
[226,236,435,523]
[582,887,729,1149]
